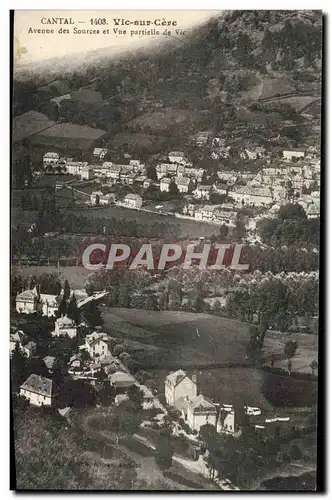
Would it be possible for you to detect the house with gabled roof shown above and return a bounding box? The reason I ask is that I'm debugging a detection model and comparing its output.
[10,330,25,353]
[16,289,39,314]
[165,369,197,406]
[79,331,109,359]
[185,394,218,432]
[23,341,37,359]
[20,374,54,407]
[53,315,77,338]
[109,371,136,391]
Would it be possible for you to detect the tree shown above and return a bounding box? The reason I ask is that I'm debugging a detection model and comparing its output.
[199,423,218,448]
[310,359,318,376]
[155,431,174,471]
[112,402,142,442]
[113,344,125,357]
[279,203,307,221]
[58,296,67,317]
[67,294,80,324]
[146,164,157,182]
[284,340,298,360]
[233,220,246,241]
[169,180,179,196]
[219,224,229,238]
[11,343,28,392]
[126,384,144,412]
[63,280,71,302]
[83,301,103,328]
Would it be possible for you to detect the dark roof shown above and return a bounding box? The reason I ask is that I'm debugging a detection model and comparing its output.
[12,111,55,142]
[109,371,135,388]
[20,374,53,398]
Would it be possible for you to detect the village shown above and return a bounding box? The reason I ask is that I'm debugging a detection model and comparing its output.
[11,271,316,490]
[11,8,321,490]
[36,140,321,235]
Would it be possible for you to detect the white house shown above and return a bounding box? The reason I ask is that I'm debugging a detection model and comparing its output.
[175,177,194,194]
[53,315,77,338]
[66,161,88,176]
[160,177,172,192]
[43,152,59,166]
[20,374,53,407]
[217,404,241,436]
[213,209,237,226]
[178,394,217,432]
[156,163,178,180]
[16,289,39,314]
[168,151,185,164]
[80,332,109,359]
[123,194,143,209]
[10,330,25,353]
[194,205,215,221]
[229,187,273,207]
[283,149,306,161]
[193,184,211,200]
[185,167,205,183]
[109,371,136,390]
[217,171,238,185]
[40,293,60,317]
[93,148,108,161]
[135,384,162,410]
[80,165,93,180]
[165,370,197,406]
[23,341,37,359]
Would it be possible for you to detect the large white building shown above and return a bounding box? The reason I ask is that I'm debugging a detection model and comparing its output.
[183,394,218,432]
[43,152,59,166]
[66,161,88,176]
[20,374,53,407]
[165,370,197,406]
[53,315,77,338]
[160,177,172,192]
[123,194,143,209]
[16,290,39,314]
[229,187,274,207]
[283,149,306,161]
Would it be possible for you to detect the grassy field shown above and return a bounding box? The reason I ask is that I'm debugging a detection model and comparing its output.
[102,307,274,411]
[103,308,251,366]
[73,205,220,238]
[263,331,318,375]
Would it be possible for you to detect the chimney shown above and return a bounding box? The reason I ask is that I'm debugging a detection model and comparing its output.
[192,373,197,385]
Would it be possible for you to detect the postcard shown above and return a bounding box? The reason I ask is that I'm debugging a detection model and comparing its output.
[11,9,321,491]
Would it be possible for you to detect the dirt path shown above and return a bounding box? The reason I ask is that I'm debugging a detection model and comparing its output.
[75,408,189,490]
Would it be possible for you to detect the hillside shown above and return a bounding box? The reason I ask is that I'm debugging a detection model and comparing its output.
[13,11,322,152]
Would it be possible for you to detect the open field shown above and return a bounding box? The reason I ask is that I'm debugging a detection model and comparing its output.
[103,308,251,367]
[263,331,318,375]
[102,307,275,410]
[73,205,220,238]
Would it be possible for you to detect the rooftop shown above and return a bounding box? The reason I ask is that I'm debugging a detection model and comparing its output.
[20,374,53,398]
[165,369,189,387]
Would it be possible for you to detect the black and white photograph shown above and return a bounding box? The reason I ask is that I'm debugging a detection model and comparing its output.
[10,9,322,491]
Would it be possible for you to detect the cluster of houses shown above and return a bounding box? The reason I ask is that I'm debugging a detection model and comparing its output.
[164,369,290,436]
[15,286,105,317]
[13,318,162,414]
[41,144,320,226]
